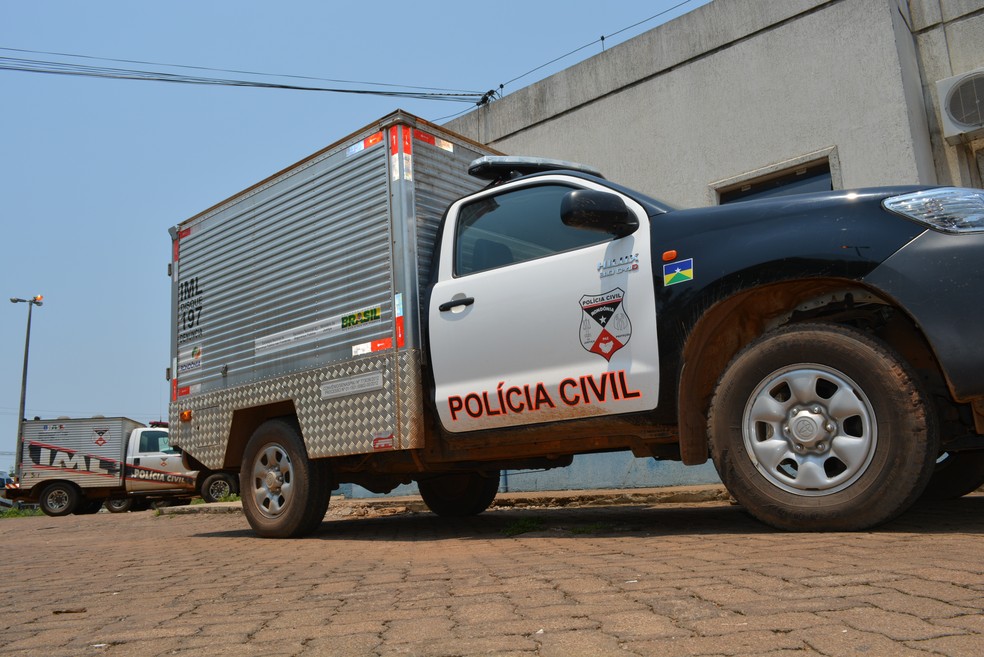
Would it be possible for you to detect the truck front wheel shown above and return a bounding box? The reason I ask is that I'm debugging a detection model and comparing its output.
[39,482,80,517]
[708,323,938,531]
[418,471,500,517]
[240,419,331,538]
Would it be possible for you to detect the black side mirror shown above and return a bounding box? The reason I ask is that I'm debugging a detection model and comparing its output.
[561,189,638,237]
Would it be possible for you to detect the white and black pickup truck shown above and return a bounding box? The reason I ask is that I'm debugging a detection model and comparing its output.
[6,417,238,515]
[167,111,984,537]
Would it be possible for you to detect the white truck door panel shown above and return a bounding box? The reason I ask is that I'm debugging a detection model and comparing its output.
[126,429,196,493]
[429,177,659,433]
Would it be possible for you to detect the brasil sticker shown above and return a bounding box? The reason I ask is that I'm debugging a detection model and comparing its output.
[579,288,632,361]
[663,258,694,286]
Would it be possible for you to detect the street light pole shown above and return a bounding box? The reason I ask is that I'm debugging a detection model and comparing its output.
[10,295,43,478]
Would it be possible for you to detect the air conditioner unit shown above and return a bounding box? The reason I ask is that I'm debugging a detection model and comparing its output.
[936,68,984,144]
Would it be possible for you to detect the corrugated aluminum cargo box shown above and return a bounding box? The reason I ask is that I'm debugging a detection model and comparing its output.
[20,417,139,489]
[168,111,496,468]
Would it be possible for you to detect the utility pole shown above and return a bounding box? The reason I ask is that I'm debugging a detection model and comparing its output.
[10,295,43,478]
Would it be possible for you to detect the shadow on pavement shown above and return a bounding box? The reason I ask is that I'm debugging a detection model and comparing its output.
[194,494,984,541]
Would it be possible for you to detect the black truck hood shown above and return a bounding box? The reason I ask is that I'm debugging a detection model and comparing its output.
[653,186,931,228]
[645,186,932,281]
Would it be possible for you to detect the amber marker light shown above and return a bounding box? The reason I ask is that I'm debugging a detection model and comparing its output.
[180,409,193,422]
[662,250,678,262]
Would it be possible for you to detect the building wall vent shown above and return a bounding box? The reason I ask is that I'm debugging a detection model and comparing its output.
[937,68,984,144]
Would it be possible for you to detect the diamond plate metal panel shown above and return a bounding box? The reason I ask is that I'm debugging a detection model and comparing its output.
[397,350,425,450]
[170,351,424,470]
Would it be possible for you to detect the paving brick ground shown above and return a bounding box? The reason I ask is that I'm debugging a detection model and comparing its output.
[0,488,981,656]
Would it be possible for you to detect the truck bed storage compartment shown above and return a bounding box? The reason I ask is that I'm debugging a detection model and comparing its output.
[168,112,496,468]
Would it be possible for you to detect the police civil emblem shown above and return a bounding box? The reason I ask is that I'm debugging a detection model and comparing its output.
[579,288,632,361]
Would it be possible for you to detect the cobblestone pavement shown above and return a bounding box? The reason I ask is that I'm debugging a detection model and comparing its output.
[0,489,982,657]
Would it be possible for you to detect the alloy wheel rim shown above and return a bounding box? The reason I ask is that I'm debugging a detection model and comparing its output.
[742,364,876,496]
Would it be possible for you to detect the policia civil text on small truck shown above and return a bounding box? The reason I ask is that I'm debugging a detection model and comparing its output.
[167,111,984,537]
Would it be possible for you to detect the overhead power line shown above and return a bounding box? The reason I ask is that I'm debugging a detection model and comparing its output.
[3,3,699,113]
[433,2,701,121]
[0,49,484,103]
[0,46,479,94]
[498,0,697,92]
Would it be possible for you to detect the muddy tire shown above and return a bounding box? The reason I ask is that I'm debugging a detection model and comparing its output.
[39,482,80,517]
[105,498,134,513]
[240,419,331,538]
[709,323,938,531]
[922,451,984,500]
[418,471,500,517]
[201,472,238,503]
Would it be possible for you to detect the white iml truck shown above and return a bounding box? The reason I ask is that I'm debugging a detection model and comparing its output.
[167,111,984,537]
[7,417,239,515]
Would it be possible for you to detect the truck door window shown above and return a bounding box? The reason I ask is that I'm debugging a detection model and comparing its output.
[138,430,177,454]
[455,184,609,276]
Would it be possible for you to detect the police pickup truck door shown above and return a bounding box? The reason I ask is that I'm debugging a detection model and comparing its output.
[429,175,660,433]
[125,428,196,493]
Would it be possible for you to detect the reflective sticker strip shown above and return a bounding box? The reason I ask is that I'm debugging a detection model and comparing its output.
[372,433,395,451]
[174,227,191,262]
[390,127,400,155]
[176,384,201,398]
[388,125,414,181]
[403,126,413,181]
[371,337,394,352]
[390,127,400,181]
[346,131,383,156]
[395,292,405,348]
[352,337,394,356]
[413,128,454,153]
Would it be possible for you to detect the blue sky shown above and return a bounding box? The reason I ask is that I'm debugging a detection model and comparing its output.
[0,1,709,472]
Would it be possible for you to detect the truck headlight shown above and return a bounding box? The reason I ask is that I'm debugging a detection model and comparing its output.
[883,188,984,234]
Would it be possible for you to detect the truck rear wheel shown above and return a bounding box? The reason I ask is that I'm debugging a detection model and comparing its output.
[418,471,500,517]
[39,482,80,517]
[72,500,104,515]
[201,472,238,503]
[921,451,984,500]
[105,498,134,513]
[240,419,331,538]
[708,323,938,531]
